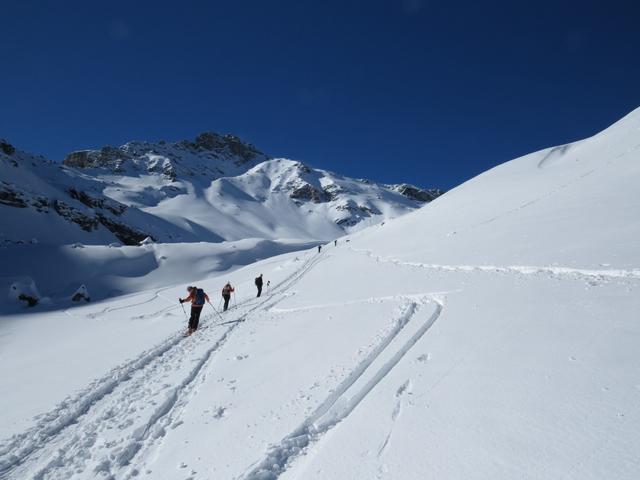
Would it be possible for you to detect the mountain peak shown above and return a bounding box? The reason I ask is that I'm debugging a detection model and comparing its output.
[2,133,442,246]
[62,132,268,179]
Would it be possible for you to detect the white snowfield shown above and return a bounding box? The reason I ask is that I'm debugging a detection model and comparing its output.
[0,136,435,248]
[1,107,639,480]
[1,134,437,306]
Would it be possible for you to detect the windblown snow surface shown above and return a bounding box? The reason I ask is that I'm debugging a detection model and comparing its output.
[1,107,639,480]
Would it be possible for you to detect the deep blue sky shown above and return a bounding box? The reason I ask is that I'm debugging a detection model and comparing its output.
[1,0,639,189]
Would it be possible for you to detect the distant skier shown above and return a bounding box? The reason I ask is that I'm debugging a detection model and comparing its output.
[221,282,235,311]
[255,274,264,297]
[179,286,209,335]
[334,239,337,246]
[318,245,322,253]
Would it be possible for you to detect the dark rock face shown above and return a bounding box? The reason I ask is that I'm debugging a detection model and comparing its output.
[321,183,344,201]
[31,196,50,212]
[53,200,100,232]
[52,198,148,244]
[334,200,382,226]
[58,191,148,244]
[65,146,129,170]
[189,132,264,163]
[1,183,51,210]
[290,184,330,203]
[95,214,149,245]
[296,162,312,174]
[336,202,380,215]
[64,132,265,175]
[395,184,444,202]
[63,146,129,170]
[0,185,27,207]
[0,139,16,155]
[1,183,151,244]
[68,188,127,216]
[147,161,177,181]
[18,293,38,307]
[72,292,90,302]
[63,151,94,168]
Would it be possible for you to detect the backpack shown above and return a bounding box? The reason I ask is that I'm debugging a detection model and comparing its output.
[193,288,206,306]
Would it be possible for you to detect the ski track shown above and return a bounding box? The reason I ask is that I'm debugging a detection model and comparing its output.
[242,294,443,480]
[0,251,327,480]
[352,248,640,281]
[62,286,176,319]
[377,379,412,458]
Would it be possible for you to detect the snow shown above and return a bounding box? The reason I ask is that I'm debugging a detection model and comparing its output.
[8,278,40,304]
[1,136,436,307]
[0,140,433,249]
[0,239,319,311]
[0,107,639,479]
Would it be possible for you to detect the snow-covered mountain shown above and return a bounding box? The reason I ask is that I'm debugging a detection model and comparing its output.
[1,107,638,480]
[0,133,441,246]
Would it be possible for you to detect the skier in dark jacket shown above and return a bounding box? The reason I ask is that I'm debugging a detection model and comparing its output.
[179,286,209,335]
[255,274,263,297]
[221,282,235,311]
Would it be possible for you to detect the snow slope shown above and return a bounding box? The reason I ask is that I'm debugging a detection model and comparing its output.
[0,134,439,305]
[0,239,318,312]
[0,107,639,480]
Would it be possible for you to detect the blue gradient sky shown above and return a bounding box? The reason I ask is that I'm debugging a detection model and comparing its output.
[1,0,639,189]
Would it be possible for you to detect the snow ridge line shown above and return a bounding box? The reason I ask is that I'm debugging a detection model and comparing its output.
[0,250,325,477]
[243,295,443,480]
[353,248,640,280]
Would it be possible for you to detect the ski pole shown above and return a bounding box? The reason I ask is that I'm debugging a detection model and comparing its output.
[233,290,237,309]
[179,301,188,320]
[208,301,224,322]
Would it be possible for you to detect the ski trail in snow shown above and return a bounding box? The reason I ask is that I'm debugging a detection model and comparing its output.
[62,285,177,319]
[352,248,640,281]
[0,251,328,480]
[242,295,443,480]
[377,379,412,458]
[465,163,596,232]
[118,257,327,479]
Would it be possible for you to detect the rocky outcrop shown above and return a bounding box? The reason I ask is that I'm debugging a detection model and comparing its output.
[393,183,444,202]
[1,183,51,211]
[321,183,344,201]
[64,146,129,170]
[63,132,266,179]
[1,139,16,155]
[334,201,381,226]
[0,184,27,207]
[67,188,127,216]
[95,214,150,245]
[191,132,264,163]
[290,184,330,203]
[53,200,100,232]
